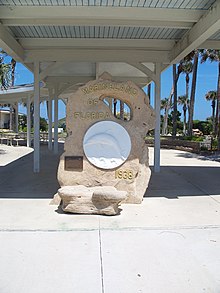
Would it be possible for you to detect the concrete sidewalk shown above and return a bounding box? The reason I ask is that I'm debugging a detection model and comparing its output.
[0,145,220,292]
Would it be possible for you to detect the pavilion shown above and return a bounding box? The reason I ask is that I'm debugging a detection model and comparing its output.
[0,0,220,173]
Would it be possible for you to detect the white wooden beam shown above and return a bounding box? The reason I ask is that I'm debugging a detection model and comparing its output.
[170,0,220,63]
[25,49,170,63]
[39,61,67,80]
[0,6,203,28]
[26,96,31,148]
[15,102,18,133]
[154,62,161,173]
[46,75,149,84]
[19,38,175,50]
[0,24,24,62]
[46,76,95,86]
[199,40,220,49]
[48,90,53,151]
[128,62,156,81]
[53,91,59,155]
[33,61,40,173]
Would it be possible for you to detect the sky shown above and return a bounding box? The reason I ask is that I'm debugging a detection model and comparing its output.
[10,58,219,122]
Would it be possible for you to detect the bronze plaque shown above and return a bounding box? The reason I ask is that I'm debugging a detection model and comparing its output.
[65,156,83,171]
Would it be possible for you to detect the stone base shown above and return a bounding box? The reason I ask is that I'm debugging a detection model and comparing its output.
[58,185,127,216]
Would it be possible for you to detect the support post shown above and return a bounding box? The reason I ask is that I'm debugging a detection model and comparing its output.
[15,103,19,133]
[54,90,59,154]
[33,61,40,173]
[48,93,53,151]
[27,96,31,147]
[154,63,161,173]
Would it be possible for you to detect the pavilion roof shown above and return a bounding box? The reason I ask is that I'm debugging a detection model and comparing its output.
[0,0,220,90]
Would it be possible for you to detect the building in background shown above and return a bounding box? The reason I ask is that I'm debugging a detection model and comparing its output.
[0,109,10,129]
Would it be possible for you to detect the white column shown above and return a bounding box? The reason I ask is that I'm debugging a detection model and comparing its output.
[154,63,161,173]
[48,95,53,151]
[26,96,31,147]
[15,103,19,133]
[53,91,59,154]
[33,61,40,173]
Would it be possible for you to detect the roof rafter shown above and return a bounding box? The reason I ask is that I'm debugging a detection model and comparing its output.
[47,75,149,84]
[199,40,220,50]
[19,38,175,50]
[0,24,24,62]
[24,48,170,63]
[39,61,69,80]
[0,6,203,28]
[128,62,156,81]
[170,0,220,63]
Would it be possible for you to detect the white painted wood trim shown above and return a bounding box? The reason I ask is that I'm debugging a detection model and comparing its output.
[53,93,59,155]
[0,23,24,62]
[48,93,53,151]
[170,0,220,63]
[33,61,40,173]
[26,96,31,148]
[154,62,161,173]
[0,6,202,28]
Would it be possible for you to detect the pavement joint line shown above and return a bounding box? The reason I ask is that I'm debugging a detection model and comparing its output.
[98,219,105,293]
[1,225,220,233]
[207,195,220,205]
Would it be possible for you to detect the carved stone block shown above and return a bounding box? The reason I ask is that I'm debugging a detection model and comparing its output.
[58,185,127,216]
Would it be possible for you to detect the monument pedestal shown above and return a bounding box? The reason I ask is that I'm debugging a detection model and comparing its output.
[58,185,127,215]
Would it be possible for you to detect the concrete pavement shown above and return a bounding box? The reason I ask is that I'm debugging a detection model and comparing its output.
[0,145,220,292]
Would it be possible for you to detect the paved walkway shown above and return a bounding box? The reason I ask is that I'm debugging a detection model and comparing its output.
[0,145,220,293]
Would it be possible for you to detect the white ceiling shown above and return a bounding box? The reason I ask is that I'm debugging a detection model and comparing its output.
[0,0,220,90]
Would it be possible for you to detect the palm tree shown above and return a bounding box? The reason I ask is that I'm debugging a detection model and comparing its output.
[178,95,189,135]
[188,51,199,137]
[180,60,193,105]
[120,100,124,120]
[113,98,117,117]
[0,52,18,131]
[205,90,217,134]
[147,83,151,103]
[172,63,183,136]
[161,98,171,135]
[201,49,220,149]
[0,56,11,89]
[10,58,17,131]
[176,50,199,137]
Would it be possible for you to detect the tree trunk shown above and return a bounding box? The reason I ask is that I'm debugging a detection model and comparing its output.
[10,58,17,132]
[113,99,117,118]
[120,100,124,120]
[162,108,168,135]
[172,64,181,136]
[11,58,16,87]
[172,64,177,136]
[211,100,216,134]
[186,74,189,101]
[183,106,187,135]
[147,83,151,103]
[188,52,199,136]
[217,61,220,150]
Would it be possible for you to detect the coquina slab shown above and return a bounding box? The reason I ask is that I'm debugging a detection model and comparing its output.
[57,77,155,204]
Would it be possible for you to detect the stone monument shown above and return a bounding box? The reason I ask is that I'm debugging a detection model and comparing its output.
[57,74,155,215]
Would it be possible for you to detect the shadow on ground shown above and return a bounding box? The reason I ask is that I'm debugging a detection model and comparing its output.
[0,144,64,199]
[1,143,220,200]
[145,165,220,199]
[175,151,220,162]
